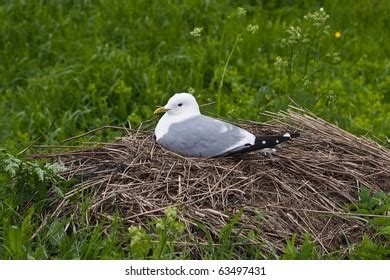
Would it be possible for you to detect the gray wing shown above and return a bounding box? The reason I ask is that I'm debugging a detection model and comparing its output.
[157,115,252,157]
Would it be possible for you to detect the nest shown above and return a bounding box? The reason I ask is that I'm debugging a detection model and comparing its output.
[37,109,390,257]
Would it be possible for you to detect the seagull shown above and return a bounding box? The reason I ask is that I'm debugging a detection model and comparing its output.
[154,93,299,157]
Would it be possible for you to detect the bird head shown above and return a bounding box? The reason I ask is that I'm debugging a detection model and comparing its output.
[154,92,200,117]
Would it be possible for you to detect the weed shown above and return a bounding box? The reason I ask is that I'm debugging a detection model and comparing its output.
[128,207,185,259]
[282,234,318,260]
[347,187,390,240]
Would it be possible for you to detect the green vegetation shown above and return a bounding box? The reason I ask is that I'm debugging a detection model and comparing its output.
[0,0,389,259]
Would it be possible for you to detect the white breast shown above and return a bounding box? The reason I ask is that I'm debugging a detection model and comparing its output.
[155,114,171,140]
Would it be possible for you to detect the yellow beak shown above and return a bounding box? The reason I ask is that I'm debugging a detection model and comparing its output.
[154,107,169,114]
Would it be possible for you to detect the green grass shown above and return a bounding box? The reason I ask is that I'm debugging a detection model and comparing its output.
[0,0,389,259]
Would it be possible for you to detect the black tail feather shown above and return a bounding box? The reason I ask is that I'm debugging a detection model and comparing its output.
[222,131,299,157]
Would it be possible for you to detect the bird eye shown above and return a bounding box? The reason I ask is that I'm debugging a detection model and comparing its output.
[178,103,183,107]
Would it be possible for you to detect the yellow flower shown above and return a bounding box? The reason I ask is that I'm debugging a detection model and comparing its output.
[190,27,203,37]
[335,31,341,38]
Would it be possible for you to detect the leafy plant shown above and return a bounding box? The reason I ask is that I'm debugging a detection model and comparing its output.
[347,187,390,240]
[190,7,260,116]
[0,151,67,212]
[282,234,318,260]
[2,207,35,259]
[349,236,390,260]
[128,207,185,259]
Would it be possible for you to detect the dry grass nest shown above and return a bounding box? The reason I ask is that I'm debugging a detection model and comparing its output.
[36,108,390,257]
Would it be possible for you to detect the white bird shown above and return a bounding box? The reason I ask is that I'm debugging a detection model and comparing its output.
[154,93,298,157]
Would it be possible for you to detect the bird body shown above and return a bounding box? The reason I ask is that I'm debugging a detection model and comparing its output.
[154,93,298,157]
[157,114,255,157]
